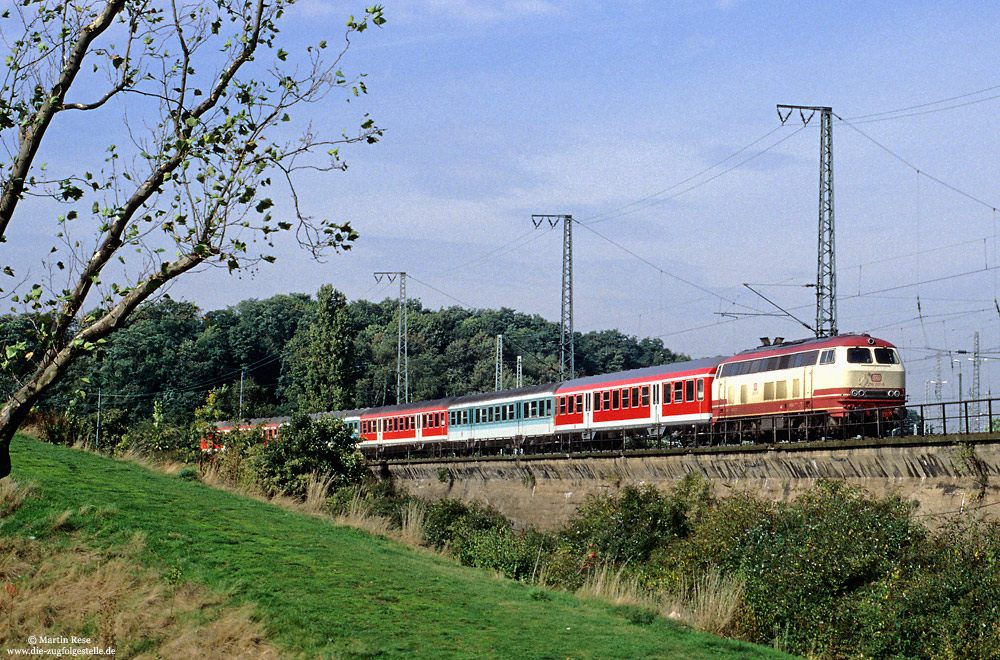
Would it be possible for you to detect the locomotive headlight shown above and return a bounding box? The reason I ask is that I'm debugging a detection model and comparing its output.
[850,389,858,397]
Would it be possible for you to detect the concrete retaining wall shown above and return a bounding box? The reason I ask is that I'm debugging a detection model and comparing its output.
[380,436,1000,530]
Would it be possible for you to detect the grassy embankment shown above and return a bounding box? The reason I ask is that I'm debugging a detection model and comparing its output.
[0,436,797,659]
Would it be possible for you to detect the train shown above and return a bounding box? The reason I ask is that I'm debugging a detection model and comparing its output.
[206,333,906,459]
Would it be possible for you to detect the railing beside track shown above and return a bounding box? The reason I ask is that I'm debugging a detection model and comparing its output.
[366,397,1000,462]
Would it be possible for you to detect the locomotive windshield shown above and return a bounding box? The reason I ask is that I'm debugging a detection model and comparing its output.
[846,347,874,364]
[874,348,899,364]
[847,347,900,365]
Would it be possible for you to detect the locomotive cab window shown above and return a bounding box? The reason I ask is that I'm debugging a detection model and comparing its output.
[847,347,873,364]
[819,349,836,365]
[874,348,899,364]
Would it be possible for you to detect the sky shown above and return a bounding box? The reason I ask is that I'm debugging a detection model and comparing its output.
[6,0,1000,405]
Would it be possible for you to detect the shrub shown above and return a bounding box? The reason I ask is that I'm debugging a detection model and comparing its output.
[642,491,772,591]
[245,413,367,498]
[456,526,542,581]
[328,480,417,528]
[34,411,86,446]
[561,483,696,566]
[424,499,509,550]
[733,481,921,652]
[116,421,197,458]
[827,517,1000,660]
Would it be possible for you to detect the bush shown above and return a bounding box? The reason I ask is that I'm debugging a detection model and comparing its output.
[733,481,921,652]
[328,480,416,527]
[33,411,86,446]
[115,421,198,458]
[457,526,542,580]
[826,517,1000,660]
[561,481,703,566]
[642,491,771,592]
[424,499,510,550]
[245,413,367,498]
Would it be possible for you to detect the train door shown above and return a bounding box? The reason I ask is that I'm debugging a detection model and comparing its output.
[803,366,814,410]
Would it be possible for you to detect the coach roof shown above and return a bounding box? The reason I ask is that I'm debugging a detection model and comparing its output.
[558,356,724,390]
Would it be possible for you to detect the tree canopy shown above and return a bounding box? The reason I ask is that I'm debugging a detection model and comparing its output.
[2,290,690,446]
[0,0,385,476]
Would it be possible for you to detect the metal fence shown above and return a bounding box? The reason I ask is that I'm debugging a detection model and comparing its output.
[906,397,996,437]
[367,398,999,461]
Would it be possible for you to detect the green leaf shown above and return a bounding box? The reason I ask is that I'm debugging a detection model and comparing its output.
[277,48,288,61]
[185,116,199,127]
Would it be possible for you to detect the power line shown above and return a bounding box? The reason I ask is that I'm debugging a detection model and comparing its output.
[583,125,807,226]
[836,113,998,213]
[581,125,786,225]
[430,225,556,278]
[842,91,1000,124]
[406,274,562,379]
[574,220,753,312]
[844,84,1000,120]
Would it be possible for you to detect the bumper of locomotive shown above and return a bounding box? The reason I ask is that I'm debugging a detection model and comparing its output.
[835,387,906,418]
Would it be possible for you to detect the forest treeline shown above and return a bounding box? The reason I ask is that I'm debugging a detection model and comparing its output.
[0,285,686,439]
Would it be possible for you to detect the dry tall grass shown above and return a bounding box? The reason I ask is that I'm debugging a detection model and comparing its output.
[0,477,35,517]
[397,500,426,547]
[302,473,335,514]
[0,535,281,659]
[334,493,393,538]
[660,568,745,636]
[575,565,656,609]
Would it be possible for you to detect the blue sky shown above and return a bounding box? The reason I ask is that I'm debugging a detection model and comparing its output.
[8,0,1000,403]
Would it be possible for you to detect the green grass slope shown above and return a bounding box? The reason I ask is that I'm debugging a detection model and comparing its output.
[3,437,796,660]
